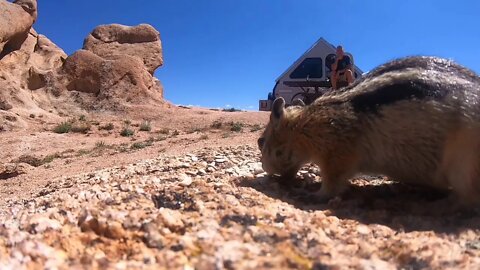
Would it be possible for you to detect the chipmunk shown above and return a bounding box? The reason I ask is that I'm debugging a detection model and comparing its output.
[258,56,480,204]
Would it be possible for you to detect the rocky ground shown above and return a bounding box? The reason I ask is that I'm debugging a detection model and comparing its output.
[1,1,480,269]
[1,111,480,269]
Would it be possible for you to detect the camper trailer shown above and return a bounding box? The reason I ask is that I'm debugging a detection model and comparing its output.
[259,38,363,111]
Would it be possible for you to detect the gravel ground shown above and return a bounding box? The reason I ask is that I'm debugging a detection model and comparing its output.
[1,145,480,269]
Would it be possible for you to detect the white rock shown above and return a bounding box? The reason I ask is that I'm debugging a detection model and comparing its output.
[252,163,264,175]
[179,175,193,187]
[27,215,62,233]
[157,208,184,232]
[356,224,371,235]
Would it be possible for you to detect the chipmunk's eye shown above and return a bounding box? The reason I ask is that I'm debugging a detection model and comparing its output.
[257,138,265,150]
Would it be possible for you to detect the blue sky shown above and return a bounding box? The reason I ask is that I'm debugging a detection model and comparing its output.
[34,0,479,110]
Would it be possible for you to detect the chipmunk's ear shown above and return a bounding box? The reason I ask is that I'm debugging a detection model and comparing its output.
[291,99,306,107]
[272,97,285,120]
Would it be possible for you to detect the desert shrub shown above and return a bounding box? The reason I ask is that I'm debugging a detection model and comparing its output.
[211,121,223,129]
[131,142,146,149]
[71,122,91,134]
[230,122,243,132]
[95,141,107,149]
[99,123,115,131]
[131,140,152,149]
[120,127,134,137]
[200,134,209,140]
[79,115,86,121]
[53,122,72,134]
[139,121,152,132]
[222,107,241,112]
[42,153,62,164]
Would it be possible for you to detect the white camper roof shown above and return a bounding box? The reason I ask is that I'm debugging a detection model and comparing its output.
[276,37,363,82]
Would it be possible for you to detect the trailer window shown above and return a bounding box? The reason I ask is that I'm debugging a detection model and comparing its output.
[325,54,336,72]
[289,58,323,79]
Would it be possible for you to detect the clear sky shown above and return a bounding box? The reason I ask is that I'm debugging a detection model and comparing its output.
[33,0,479,110]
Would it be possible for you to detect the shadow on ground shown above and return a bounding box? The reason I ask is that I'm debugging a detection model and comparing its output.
[236,175,480,233]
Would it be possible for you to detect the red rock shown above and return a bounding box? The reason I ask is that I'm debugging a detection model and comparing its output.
[0,0,36,56]
[83,24,163,74]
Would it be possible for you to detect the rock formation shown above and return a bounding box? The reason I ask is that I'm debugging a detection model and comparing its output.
[62,24,164,109]
[83,24,163,74]
[0,0,37,58]
[0,0,165,126]
[61,49,163,109]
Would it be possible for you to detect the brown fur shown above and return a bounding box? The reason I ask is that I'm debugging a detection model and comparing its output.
[258,56,480,204]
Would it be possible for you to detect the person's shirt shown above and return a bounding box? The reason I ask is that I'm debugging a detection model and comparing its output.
[335,55,352,72]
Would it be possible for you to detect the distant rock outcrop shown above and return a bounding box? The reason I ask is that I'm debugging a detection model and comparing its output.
[62,49,163,106]
[63,24,164,109]
[0,0,165,125]
[83,24,163,74]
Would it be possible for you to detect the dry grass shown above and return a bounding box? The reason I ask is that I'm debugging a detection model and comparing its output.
[99,123,115,131]
[230,122,244,132]
[53,119,91,134]
[53,122,72,134]
[139,121,152,132]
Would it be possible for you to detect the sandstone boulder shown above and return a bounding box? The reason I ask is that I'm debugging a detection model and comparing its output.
[0,0,37,57]
[25,30,67,91]
[1,28,67,105]
[83,24,163,74]
[62,50,163,108]
[13,0,38,21]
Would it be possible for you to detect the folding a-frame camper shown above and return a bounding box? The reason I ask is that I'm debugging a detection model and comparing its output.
[258,38,363,111]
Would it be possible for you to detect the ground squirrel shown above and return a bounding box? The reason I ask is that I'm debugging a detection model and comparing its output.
[258,56,480,204]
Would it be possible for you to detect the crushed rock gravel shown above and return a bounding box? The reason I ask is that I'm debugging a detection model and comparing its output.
[1,145,480,269]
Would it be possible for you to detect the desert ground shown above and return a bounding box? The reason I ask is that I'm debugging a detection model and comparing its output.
[1,104,480,269]
[0,105,268,210]
[1,0,480,269]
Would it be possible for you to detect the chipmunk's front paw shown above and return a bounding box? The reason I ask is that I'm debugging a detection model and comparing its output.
[307,180,348,204]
